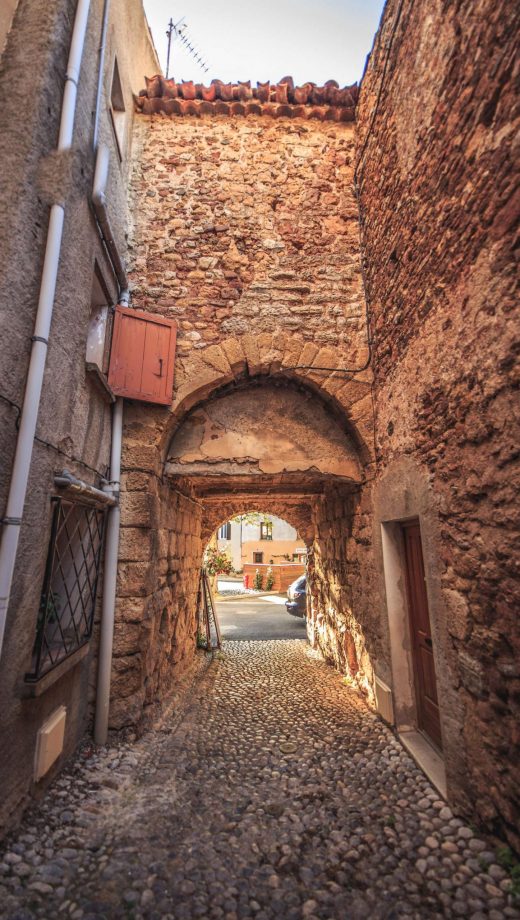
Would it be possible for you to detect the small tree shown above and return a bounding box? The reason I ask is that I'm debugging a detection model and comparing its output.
[253,568,264,591]
[265,566,274,591]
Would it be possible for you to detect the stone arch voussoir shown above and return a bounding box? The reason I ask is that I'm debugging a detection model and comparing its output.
[160,333,374,466]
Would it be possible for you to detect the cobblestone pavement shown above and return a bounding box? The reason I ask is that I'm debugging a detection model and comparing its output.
[1,640,518,920]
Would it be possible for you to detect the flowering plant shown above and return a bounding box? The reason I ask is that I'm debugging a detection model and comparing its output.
[204,546,234,576]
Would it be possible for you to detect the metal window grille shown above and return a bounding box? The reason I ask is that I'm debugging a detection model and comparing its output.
[26,497,107,681]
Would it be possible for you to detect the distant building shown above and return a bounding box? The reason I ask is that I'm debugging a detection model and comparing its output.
[217,516,306,572]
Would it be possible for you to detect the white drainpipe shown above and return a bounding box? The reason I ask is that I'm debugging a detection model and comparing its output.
[91,133,129,744]
[94,395,123,745]
[0,0,92,660]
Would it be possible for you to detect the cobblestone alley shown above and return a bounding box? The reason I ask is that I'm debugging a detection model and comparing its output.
[1,641,518,920]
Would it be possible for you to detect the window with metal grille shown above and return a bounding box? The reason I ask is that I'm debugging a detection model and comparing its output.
[253,552,264,564]
[26,498,107,681]
[260,522,273,541]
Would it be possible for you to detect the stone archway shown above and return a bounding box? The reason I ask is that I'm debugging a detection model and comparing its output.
[110,338,376,732]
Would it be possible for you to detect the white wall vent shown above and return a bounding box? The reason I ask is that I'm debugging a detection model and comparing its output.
[34,706,67,782]
[375,676,395,725]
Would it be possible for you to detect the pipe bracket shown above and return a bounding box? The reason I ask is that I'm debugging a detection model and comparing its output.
[1,517,23,526]
[31,336,49,345]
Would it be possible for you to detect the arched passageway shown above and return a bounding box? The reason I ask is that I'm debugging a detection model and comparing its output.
[111,367,377,732]
[203,510,308,642]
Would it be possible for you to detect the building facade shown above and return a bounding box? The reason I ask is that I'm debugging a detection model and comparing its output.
[0,0,158,835]
[217,515,306,571]
[0,0,518,853]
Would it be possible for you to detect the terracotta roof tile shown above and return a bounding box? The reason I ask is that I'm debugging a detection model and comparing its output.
[134,75,358,122]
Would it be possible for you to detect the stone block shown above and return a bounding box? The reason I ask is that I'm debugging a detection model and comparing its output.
[112,622,142,656]
[241,333,261,374]
[119,528,153,562]
[116,597,150,624]
[116,562,153,597]
[110,655,143,698]
[221,337,247,374]
[119,492,154,528]
[109,689,146,731]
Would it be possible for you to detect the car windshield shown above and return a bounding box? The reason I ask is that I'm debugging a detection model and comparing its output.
[294,576,306,590]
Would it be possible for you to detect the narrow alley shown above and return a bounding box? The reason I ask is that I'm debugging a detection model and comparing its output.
[1,640,516,920]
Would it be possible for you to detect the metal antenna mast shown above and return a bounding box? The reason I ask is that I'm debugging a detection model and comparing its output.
[165,15,210,79]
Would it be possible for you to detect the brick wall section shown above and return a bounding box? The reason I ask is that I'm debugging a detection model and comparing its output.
[129,115,367,365]
[242,563,305,593]
[357,0,520,847]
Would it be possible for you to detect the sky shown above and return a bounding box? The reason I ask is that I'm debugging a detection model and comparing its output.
[142,0,385,88]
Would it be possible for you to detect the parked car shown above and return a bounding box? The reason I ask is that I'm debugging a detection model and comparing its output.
[286,575,306,618]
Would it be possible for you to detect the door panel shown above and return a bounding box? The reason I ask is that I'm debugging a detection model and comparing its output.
[109,313,147,395]
[141,322,171,401]
[402,522,442,750]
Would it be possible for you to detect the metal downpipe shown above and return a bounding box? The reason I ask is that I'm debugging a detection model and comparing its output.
[0,0,92,659]
[92,0,111,152]
[94,396,123,745]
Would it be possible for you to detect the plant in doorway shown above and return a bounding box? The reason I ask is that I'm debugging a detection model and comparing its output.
[204,545,234,594]
[265,566,274,591]
[253,569,264,591]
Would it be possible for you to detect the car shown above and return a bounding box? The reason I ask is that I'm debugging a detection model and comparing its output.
[285,574,306,618]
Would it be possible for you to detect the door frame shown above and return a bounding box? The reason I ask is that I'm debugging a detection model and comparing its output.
[401,519,442,750]
[380,516,445,750]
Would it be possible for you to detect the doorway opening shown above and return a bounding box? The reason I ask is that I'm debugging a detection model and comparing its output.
[381,517,446,796]
[402,520,442,751]
[204,511,308,643]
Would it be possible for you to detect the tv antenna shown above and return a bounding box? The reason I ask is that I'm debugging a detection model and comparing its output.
[165,16,210,79]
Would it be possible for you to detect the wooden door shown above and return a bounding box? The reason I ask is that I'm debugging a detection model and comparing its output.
[402,521,442,750]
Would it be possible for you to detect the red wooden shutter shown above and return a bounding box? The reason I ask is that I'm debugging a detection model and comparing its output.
[108,305,177,405]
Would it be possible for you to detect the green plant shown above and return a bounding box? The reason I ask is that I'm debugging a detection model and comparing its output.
[265,566,274,591]
[232,512,271,526]
[196,629,208,649]
[253,569,264,591]
[496,846,520,903]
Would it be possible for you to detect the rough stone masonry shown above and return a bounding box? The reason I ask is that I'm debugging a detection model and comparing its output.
[115,0,520,854]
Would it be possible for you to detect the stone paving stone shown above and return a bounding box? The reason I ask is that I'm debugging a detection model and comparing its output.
[0,640,518,919]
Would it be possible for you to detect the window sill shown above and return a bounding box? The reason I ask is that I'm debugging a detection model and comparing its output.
[22,644,91,698]
[86,362,116,403]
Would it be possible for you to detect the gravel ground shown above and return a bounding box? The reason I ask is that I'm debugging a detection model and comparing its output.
[0,640,518,920]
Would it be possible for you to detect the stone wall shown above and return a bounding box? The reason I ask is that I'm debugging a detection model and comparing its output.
[107,109,376,731]
[110,468,203,730]
[128,113,367,367]
[307,483,379,703]
[357,0,520,847]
